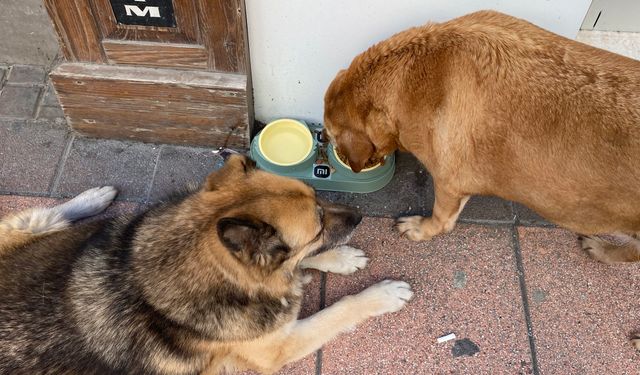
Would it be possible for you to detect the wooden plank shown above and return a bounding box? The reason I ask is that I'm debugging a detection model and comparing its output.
[197,0,247,73]
[49,78,246,107]
[103,40,208,69]
[92,0,199,44]
[72,122,248,148]
[66,107,247,134]
[53,63,246,89]
[60,100,246,123]
[51,63,250,147]
[43,0,105,62]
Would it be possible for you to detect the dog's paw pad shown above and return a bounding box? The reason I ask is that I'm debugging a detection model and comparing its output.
[395,216,430,241]
[327,245,369,275]
[360,280,413,316]
[59,186,118,221]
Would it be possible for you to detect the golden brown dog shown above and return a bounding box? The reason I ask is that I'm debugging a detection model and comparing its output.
[323,10,640,350]
[0,155,413,374]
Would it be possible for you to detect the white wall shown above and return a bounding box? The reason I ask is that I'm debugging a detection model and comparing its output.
[245,0,592,125]
[582,0,640,32]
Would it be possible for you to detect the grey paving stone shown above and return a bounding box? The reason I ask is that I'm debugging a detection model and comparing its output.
[514,202,554,226]
[41,82,60,107]
[0,1,60,66]
[148,145,224,201]
[0,68,6,86]
[28,117,68,131]
[459,195,515,223]
[7,65,46,84]
[0,119,69,194]
[53,138,161,201]
[317,152,430,217]
[37,105,64,120]
[0,85,42,118]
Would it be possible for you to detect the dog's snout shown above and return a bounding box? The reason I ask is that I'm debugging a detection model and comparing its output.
[316,201,362,248]
[324,202,362,228]
[347,211,363,227]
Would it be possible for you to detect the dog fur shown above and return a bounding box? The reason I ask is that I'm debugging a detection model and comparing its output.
[323,10,640,265]
[0,155,413,374]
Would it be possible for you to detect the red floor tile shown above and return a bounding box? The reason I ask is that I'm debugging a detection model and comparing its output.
[518,227,640,374]
[0,195,61,217]
[321,218,532,374]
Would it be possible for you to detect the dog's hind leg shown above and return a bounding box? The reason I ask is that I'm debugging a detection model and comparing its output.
[579,234,640,264]
[0,186,117,252]
[299,245,369,275]
[228,280,413,374]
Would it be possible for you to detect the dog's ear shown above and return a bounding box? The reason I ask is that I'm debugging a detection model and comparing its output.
[204,154,257,191]
[335,130,375,173]
[217,217,290,269]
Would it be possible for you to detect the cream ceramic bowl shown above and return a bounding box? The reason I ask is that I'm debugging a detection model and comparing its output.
[332,145,382,172]
[258,119,314,166]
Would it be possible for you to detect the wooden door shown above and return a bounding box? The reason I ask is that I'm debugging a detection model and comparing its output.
[44,0,252,148]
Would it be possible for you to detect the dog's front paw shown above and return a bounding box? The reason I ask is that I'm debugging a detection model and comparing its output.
[324,246,369,275]
[357,280,413,316]
[395,216,431,241]
[300,246,369,274]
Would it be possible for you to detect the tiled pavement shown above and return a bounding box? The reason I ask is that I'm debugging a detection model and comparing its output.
[1,63,639,374]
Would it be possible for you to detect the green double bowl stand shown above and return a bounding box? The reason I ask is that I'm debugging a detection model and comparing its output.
[250,121,395,193]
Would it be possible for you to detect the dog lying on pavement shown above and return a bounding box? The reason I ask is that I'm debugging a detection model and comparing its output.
[0,155,413,374]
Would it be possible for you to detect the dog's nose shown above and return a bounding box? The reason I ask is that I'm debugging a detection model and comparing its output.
[347,211,363,227]
[336,205,362,228]
[318,199,363,227]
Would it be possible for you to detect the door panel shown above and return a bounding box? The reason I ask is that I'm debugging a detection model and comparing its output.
[102,40,208,69]
[92,0,200,44]
[44,0,252,147]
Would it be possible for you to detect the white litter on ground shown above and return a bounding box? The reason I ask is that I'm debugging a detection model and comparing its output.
[437,333,456,344]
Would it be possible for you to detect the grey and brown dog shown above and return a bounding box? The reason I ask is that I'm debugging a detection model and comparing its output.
[0,155,413,374]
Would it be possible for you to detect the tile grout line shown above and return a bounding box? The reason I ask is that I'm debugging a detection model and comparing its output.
[510,224,540,375]
[458,218,514,226]
[48,134,75,196]
[314,348,323,375]
[509,201,516,222]
[0,190,52,198]
[32,63,54,119]
[319,272,327,310]
[0,65,8,91]
[144,145,165,204]
[315,272,327,375]
[32,82,47,119]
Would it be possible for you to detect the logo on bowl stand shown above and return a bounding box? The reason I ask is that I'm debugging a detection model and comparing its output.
[311,129,336,179]
[313,165,331,178]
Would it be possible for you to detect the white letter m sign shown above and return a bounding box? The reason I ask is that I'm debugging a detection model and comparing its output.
[124,5,161,18]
